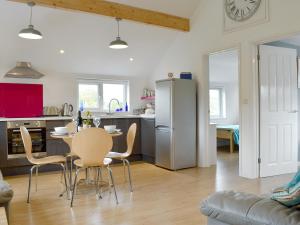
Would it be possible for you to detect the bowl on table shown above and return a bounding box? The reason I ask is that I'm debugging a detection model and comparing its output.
[104,125,116,133]
[54,127,68,135]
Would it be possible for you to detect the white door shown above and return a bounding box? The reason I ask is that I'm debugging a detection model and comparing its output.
[259,45,298,177]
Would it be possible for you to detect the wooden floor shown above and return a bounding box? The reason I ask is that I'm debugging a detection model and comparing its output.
[5,152,293,225]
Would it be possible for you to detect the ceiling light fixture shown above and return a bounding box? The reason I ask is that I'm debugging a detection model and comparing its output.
[109,18,128,49]
[59,49,65,54]
[129,57,134,61]
[19,2,43,40]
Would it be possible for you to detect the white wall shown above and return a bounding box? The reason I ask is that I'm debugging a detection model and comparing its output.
[0,68,146,113]
[148,0,300,178]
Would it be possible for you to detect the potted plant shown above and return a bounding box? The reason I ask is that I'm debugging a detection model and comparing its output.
[83,111,92,129]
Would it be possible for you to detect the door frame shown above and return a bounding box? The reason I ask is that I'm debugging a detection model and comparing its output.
[252,31,300,177]
[206,45,242,175]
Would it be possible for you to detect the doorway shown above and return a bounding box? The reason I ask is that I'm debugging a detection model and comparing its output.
[257,38,300,177]
[208,49,240,172]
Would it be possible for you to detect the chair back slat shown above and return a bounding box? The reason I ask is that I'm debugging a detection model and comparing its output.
[126,123,137,156]
[20,126,33,162]
[66,121,77,133]
[64,121,77,149]
[72,128,113,167]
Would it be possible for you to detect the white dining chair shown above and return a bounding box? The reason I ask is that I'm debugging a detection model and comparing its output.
[106,123,136,192]
[63,121,77,188]
[70,128,118,207]
[20,126,68,203]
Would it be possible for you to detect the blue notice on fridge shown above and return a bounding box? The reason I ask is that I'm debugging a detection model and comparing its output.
[180,72,192,80]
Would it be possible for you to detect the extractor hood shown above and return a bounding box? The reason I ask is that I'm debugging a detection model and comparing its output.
[5,62,44,79]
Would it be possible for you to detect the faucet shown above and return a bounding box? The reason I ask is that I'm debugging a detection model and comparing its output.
[108,98,120,115]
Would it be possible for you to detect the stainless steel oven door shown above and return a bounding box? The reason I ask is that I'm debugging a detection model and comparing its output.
[7,127,46,159]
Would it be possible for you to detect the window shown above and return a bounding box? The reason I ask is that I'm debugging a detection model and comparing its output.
[78,84,100,110]
[78,80,129,112]
[209,88,226,119]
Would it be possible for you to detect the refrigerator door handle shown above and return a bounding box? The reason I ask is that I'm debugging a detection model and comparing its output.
[155,125,169,129]
[155,125,174,131]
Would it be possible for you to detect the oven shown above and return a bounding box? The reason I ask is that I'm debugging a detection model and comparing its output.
[7,121,46,159]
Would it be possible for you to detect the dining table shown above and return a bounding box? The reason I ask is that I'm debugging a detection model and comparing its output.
[50,130,123,139]
[50,128,123,198]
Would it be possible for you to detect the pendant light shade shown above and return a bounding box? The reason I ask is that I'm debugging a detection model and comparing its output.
[109,18,128,49]
[19,2,43,40]
[19,25,42,40]
[109,37,128,49]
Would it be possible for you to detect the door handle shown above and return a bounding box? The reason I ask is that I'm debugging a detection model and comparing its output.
[155,125,169,129]
[288,110,298,113]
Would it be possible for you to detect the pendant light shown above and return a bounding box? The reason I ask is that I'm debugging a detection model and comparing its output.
[109,18,128,49]
[19,2,43,40]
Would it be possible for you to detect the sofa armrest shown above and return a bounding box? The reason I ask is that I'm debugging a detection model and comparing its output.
[200,191,262,225]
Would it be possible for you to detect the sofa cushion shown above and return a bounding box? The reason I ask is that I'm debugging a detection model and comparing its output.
[0,181,13,204]
[247,198,300,225]
[271,172,300,207]
[285,170,300,190]
[201,191,263,225]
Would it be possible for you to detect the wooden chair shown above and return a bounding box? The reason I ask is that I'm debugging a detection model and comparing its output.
[64,121,77,149]
[106,123,136,192]
[63,121,77,171]
[20,126,68,203]
[70,128,118,207]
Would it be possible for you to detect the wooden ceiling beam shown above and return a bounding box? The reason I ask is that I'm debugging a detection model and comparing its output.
[9,0,190,32]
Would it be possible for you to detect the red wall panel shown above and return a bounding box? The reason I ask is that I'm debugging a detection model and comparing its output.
[0,83,43,118]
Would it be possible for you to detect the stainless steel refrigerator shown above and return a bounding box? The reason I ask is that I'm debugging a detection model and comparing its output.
[155,78,196,170]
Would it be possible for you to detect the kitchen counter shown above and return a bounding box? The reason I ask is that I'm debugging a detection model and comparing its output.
[0,114,155,122]
[101,114,155,119]
[0,116,73,122]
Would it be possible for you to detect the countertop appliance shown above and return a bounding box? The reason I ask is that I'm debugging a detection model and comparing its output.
[155,79,196,170]
[43,106,60,116]
[62,103,73,116]
[7,120,46,159]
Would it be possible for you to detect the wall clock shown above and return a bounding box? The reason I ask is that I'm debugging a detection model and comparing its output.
[223,0,269,32]
[225,0,261,22]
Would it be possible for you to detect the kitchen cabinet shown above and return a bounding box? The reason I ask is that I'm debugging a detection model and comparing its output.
[46,120,71,156]
[0,122,7,166]
[141,118,155,163]
[0,122,11,168]
[0,122,31,170]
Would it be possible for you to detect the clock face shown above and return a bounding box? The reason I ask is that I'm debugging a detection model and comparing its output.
[225,0,261,22]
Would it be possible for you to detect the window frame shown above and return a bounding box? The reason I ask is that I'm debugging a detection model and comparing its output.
[209,87,226,119]
[77,79,129,113]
